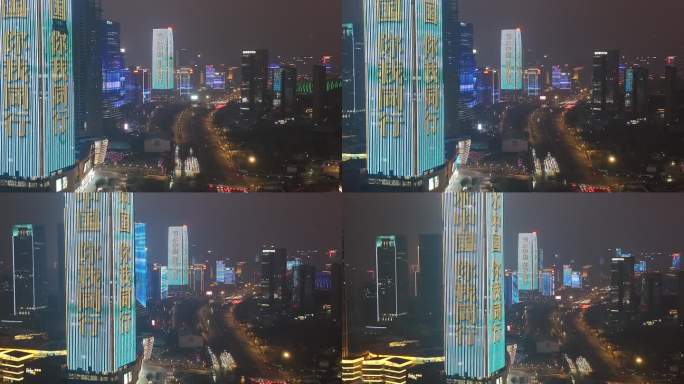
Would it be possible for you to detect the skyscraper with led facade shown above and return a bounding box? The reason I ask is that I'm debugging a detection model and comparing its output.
[65,193,136,378]
[152,28,174,91]
[365,0,445,181]
[375,235,409,322]
[12,224,46,315]
[500,29,523,93]
[0,0,75,180]
[517,233,538,291]
[135,223,147,307]
[443,192,506,383]
[168,225,189,286]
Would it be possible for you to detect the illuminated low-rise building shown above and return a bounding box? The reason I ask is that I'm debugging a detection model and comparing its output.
[0,348,66,383]
[341,354,445,384]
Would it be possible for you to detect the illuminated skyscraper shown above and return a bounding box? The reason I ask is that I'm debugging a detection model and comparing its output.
[443,0,460,136]
[12,224,46,315]
[260,246,287,301]
[458,22,476,122]
[72,0,103,138]
[177,67,193,96]
[504,270,519,307]
[152,28,174,91]
[240,49,268,112]
[591,50,620,113]
[563,265,572,287]
[524,68,541,97]
[500,29,523,92]
[443,192,506,383]
[0,0,75,180]
[541,268,555,296]
[65,193,136,377]
[135,223,147,307]
[101,20,126,120]
[665,57,677,124]
[375,235,408,322]
[168,225,189,286]
[517,233,538,291]
[342,20,365,151]
[365,0,445,180]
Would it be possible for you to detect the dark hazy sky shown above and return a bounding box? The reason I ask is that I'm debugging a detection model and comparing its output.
[0,194,341,281]
[460,0,684,68]
[101,0,341,67]
[344,194,684,273]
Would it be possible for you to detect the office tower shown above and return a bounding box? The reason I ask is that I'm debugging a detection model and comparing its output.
[591,50,620,113]
[563,265,572,287]
[678,271,684,326]
[167,225,189,286]
[313,64,327,123]
[135,223,147,307]
[331,261,344,323]
[152,28,174,92]
[631,67,649,119]
[216,260,226,283]
[443,0,460,136]
[159,266,168,299]
[150,263,163,301]
[205,65,225,91]
[294,264,316,313]
[611,249,635,310]
[73,0,103,138]
[500,29,523,94]
[364,0,445,181]
[458,22,477,124]
[101,20,125,120]
[525,68,541,97]
[504,271,519,307]
[280,65,297,117]
[12,224,46,315]
[240,49,269,112]
[189,264,206,295]
[570,271,582,288]
[0,0,75,180]
[177,67,193,96]
[640,272,662,315]
[673,253,682,271]
[65,193,136,377]
[443,192,506,383]
[418,233,443,326]
[476,67,497,105]
[518,233,538,291]
[665,57,677,124]
[260,246,287,301]
[375,235,408,322]
[176,47,190,68]
[225,267,236,285]
[541,269,555,296]
[342,21,366,150]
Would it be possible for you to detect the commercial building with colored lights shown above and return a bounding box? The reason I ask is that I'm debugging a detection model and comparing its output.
[152,28,174,90]
[504,270,519,307]
[167,225,189,286]
[563,265,572,287]
[65,193,136,376]
[375,235,409,322]
[541,269,555,296]
[341,354,445,384]
[443,192,506,383]
[517,233,538,291]
[524,68,541,97]
[135,223,147,307]
[364,0,445,180]
[500,29,523,92]
[0,0,75,180]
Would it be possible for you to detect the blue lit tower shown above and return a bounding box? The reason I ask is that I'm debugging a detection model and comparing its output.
[134,223,147,307]
[101,20,124,119]
[365,0,445,180]
[443,192,506,382]
[458,22,476,123]
[65,193,136,377]
[0,0,76,179]
[443,0,459,136]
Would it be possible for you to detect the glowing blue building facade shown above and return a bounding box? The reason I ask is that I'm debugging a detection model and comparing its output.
[500,29,522,91]
[65,193,136,375]
[152,28,174,90]
[0,0,75,179]
[135,223,147,307]
[517,233,538,291]
[365,0,445,179]
[443,192,506,382]
[167,225,188,286]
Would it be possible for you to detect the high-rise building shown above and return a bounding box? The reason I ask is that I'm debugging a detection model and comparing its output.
[168,225,189,286]
[313,64,327,123]
[216,260,226,283]
[12,224,46,316]
[342,21,366,152]
[591,50,620,113]
[152,28,174,91]
[280,65,297,117]
[240,49,269,113]
[294,264,316,313]
[443,192,506,383]
[375,235,408,322]
[177,67,193,97]
[65,193,136,377]
[260,246,287,301]
[476,67,498,105]
[504,270,519,307]
[563,265,572,287]
[541,268,555,296]
[665,57,677,124]
[611,249,635,311]
[458,22,477,124]
[135,223,147,307]
[517,233,538,291]
[0,0,75,179]
[72,0,103,138]
[631,67,649,119]
[443,0,460,136]
[500,29,523,93]
[189,264,206,295]
[365,0,445,180]
[101,20,125,119]
[525,68,541,97]
[418,233,443,326]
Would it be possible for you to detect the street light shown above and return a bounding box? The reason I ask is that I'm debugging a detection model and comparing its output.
[635,356,643,365]
[608,155,616,164]
[282,351,291,360]
[248,155,257,164]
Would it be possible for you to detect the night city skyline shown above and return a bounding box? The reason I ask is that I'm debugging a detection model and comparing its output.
[102,0,341,67]
[344,193,684,272]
